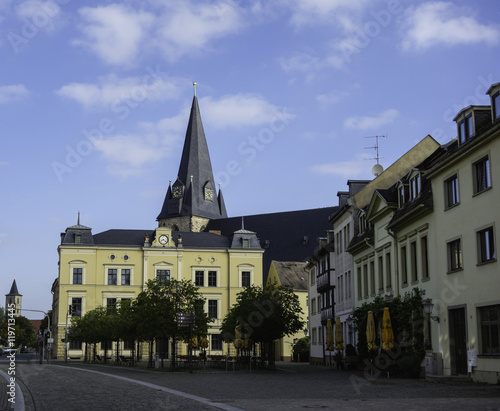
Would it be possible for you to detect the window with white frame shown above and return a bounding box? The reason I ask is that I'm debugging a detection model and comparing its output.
[311,298,316,315]
[478,226,496,264]
[410,241,418,283]
[208,299,218,320]
[121,269,131,285]
[108,269,117,285]
[195,270,204,287]
[211,334,223,351]
[410,173,421,200]
[473,156,491,194]
[445,175,460,208]
[156,269,170,283]
[378,256,384,292]
[70,261,86,285]
[73,268,83,284]
[71,297,82,317]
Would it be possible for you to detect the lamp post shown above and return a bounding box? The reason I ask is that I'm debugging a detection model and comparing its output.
[346,316,353,345]
[423,299,439,351]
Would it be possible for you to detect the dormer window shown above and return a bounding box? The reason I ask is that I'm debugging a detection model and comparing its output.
[398,183,408,208]
[359,212,367,233]
[458,114,473,144]
[409,173,421,200]
[493,91,500,121]
[75,234,81,244]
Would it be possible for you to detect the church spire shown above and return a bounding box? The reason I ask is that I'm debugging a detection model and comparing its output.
[157,87,228,229]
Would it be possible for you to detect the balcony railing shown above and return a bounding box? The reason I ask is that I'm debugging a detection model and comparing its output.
[316,272,330,291]
[321,306,333,322]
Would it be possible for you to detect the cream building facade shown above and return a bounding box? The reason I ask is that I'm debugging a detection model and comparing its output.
[51,94,264,360]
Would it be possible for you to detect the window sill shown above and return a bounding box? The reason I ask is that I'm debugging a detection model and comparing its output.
[421,277,430,282]
[444,202,460,211]
[447,268,464,274]
[477,258,497,267]
[473,186,492,197]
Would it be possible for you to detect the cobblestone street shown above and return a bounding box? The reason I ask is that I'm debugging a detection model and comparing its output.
[1,360,500,410]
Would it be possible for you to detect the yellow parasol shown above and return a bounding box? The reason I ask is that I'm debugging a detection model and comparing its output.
[326,318,335,351]
[366,310,377,351]
[234,321,243,349]
[334,316,344,351]
[381,307,394,350]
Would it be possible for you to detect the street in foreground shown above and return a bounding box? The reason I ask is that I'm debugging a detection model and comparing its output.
[1,358,499,411]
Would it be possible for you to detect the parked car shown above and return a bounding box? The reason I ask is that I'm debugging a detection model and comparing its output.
[3,347,16,355]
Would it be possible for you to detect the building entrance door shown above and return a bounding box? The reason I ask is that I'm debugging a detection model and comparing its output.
[449,307,467,375]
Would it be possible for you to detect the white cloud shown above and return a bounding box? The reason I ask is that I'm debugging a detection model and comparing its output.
[93,134,168,177]
[401,2,500,51]
[200,94,285,129]
[73,4,154,66]
[155,1,243,61]
[311,154,371,177]
[0,84,29,104]
[285,0,369,29]
[55,73,182,110]
[344,109,399,131]
[72,1,244,65]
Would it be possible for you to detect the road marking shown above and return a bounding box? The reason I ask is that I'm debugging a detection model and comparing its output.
[0,369,25,411]
[50,365,243,411]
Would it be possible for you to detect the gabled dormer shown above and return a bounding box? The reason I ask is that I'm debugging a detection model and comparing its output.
[486,82,500,123]
[407,169,422,201]
[453,105,491,146]
[397,179,409,209]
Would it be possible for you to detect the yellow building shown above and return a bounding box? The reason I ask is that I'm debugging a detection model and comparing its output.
[51,94,264,360]
[266,261,309,361]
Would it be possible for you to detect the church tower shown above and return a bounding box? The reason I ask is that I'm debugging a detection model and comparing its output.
[157,85,227,232]
[5,279,22,317]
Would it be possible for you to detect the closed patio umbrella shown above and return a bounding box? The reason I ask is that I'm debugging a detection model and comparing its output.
[334,316,344,351]
[326,319,334,351]
[382,307,394,350]
[366,310,377,352]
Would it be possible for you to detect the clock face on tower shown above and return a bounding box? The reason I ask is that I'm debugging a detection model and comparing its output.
[172,186,183,198]
[158,234,169,245]
[205,187,214,201]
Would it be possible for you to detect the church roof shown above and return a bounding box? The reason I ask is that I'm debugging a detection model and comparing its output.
[157,95,227,221]
[6,279,21,296]
[207,206,338,280]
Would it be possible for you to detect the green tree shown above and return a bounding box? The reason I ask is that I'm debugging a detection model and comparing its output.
[1,315,36,349]
[220,284,304,368]
[134,278,209,368]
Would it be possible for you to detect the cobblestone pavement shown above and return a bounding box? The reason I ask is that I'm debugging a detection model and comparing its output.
[1,359,499,410]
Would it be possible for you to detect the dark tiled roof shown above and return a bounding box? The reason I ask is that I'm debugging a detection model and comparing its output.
[92,229,231,248]
[388,179,433,230]
[207,207,338,279]
[7,279,21,296]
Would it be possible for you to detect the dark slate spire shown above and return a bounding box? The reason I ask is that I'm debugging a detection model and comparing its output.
[157,89,228,223]
[7,279,21,296]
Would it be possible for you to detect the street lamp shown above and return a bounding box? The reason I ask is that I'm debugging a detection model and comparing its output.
[346,316,353,345]
[423,299,440,322]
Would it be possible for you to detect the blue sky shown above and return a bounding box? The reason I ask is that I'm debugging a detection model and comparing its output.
[1,0,499,319]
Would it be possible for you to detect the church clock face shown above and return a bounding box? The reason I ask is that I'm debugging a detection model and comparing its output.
[205,187,214,201]
[158,235,169,245]
[172,186,183,198]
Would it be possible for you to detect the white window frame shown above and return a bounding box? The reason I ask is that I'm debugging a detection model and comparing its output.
[238,264,254,288]
[69,260,86,285]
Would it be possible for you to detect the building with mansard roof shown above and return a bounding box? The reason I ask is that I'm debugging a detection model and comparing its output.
[51,89,335,361]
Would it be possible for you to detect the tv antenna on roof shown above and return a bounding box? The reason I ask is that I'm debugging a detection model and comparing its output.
[364,135,387,176]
